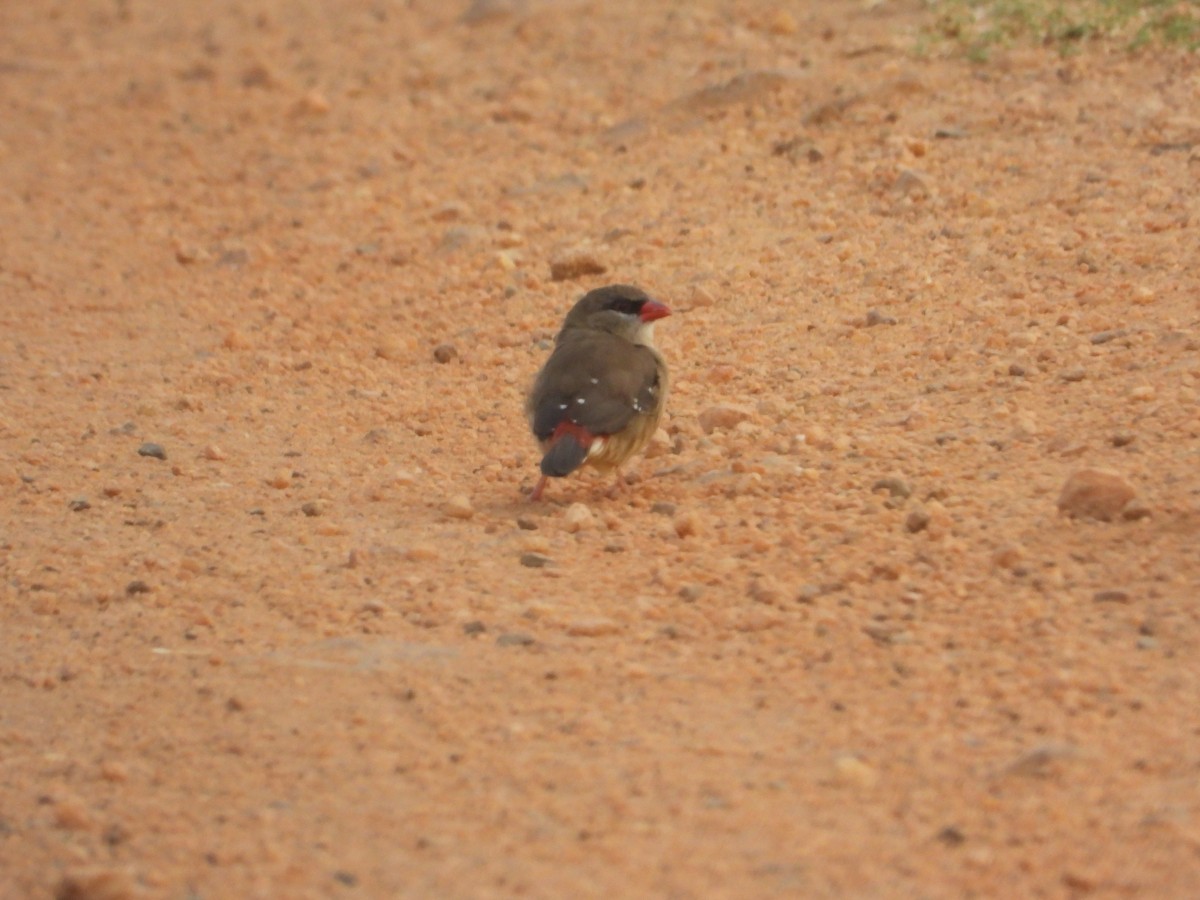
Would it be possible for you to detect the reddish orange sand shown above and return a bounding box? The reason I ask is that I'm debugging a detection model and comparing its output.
[3,1,1199,897]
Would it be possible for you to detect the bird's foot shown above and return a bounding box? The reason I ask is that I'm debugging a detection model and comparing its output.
[529,475,548,502]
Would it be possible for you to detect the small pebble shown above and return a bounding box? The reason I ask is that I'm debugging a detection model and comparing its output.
[521,534,551,554]
[241,64,274,88]
[937,825,967,846]
[439,225,486,253]
[301,501,323,518]
[202,444,227,461]
[1056,468,1137,522]
[802,424,834,449]
[832,754,879,788]
[1060,368,1087,383]
[1121,498,1153,521]
[268,470,292,489]
[549,248,606,281]
[865,309,898,327]
[430,203,466,223]
[644,427,673,458]
[53,797,93,831]
[405,543,440,562]
[1063,871,1102,893]
[748,577,784,605]
[375,337,407,361]
[433,343,458,364]
[731,608,783,632]
[462,620,487,636]
[1111,431,1136,447]
[863,622,901,645]
[137,442,167,460]
[698,404,754,434]
[1002,742,1078,777]
[290,90,331,117]
[69,498,91,512]
[496,632,535,647]
[520,552,553,568]
[991,545,1023,570]
[872,476,911,499]
[767,8,799,34]
[1093,590,1130,604]
[905,508,931,533]
[565,617,621,637]
[442,495,475,520]
[673,512,700,538]
[1128,385,1155,402]
[564,502,593,533]
[516,516,538,530]
[798,583,825,603]
[54,867,137,900]
[922,501,953,539]
[99,761,129,783]
[125,580,151,596]
[462,0,523,25]
[893,168,930,199]
[173,243,207,265]
[1011,411,1039,439]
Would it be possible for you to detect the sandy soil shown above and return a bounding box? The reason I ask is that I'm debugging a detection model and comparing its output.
[2,1,1199,897]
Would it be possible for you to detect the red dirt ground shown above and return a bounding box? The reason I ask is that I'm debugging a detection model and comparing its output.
[2,1,1199,897]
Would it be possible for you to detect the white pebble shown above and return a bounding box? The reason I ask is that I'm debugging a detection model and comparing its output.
[564,502,593,533]
[443,495,475,520]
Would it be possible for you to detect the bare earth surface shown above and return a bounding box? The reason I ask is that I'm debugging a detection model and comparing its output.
[2,1,1199,897]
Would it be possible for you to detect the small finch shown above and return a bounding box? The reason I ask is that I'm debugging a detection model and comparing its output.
[526,284,671,501]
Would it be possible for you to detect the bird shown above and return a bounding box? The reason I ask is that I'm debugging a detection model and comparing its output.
[526,284,671,502]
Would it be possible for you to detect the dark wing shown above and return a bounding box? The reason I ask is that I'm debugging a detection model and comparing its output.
[528,330,661,441]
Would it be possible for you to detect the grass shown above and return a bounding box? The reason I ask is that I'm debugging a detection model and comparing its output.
[921,0,1200,59]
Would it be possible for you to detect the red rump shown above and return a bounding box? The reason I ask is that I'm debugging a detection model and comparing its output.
[551,419,597,446]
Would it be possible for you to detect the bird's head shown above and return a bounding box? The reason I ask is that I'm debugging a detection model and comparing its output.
[559,284,671,346]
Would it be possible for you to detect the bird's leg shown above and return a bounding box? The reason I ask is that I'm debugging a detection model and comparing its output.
[529,475,549,502]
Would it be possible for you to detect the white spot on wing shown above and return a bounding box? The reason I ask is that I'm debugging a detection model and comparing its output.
[576,397,586,404]
[590,377,599,385]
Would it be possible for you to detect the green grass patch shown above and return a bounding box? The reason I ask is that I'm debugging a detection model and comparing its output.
[922,0,1200,58]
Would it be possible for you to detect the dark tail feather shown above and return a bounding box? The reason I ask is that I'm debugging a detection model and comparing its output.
[541,434,589,477]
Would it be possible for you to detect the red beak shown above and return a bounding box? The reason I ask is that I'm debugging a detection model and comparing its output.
[639,300,671,323]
